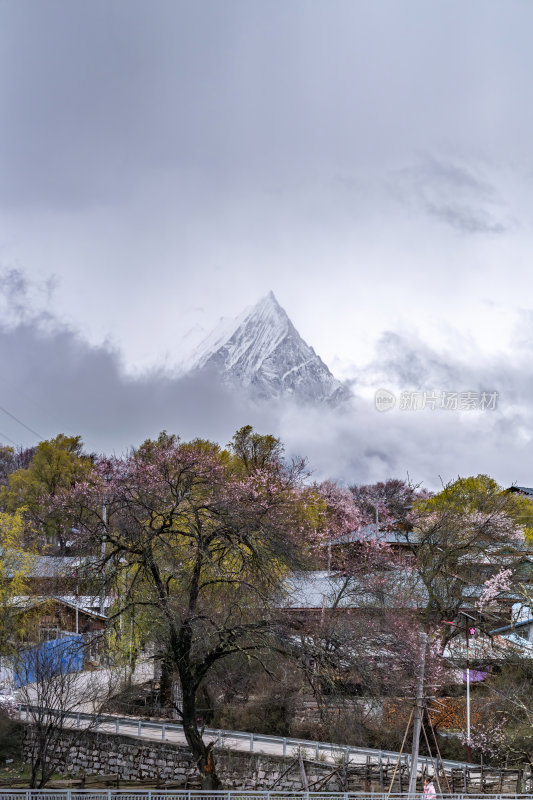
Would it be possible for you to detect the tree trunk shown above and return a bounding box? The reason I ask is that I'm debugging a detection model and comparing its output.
[159,658,174,710]
[30,759,39,789]
[181,682,221,788]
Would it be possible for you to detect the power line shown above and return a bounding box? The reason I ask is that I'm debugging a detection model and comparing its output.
[0,429,19,447]
[0,404,42,439]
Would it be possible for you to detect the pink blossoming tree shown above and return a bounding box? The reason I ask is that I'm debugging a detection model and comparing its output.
[63,427,331,788]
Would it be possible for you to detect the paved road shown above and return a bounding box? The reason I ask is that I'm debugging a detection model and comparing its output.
[68,717,357,764]
[16,662,467,775]
[17,662,154,714]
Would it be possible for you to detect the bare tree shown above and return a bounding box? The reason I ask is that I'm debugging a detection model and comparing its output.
[64,428,319,788]
[16,635,119,787]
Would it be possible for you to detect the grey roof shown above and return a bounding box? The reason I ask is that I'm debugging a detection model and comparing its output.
[26,556,98,578]
[0,553,96,579]
[508,486,533,496]
[326,523,416,547]
[282,569,429,610]
[12,595,107,621]
[490,617,533,635]
[500,633,533,653]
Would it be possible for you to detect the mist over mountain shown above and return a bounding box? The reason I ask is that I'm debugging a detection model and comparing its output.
[186,291,349,404]
[0,271,532,491]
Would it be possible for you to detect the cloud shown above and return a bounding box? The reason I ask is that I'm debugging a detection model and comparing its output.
[2,269,533,493]
[391,156,511,234]
[365,331,464,390]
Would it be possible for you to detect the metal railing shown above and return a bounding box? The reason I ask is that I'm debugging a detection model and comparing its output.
[18,705,477,771]
[0,792,530,800]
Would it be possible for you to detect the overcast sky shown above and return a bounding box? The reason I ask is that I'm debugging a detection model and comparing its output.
[1,0,533,489]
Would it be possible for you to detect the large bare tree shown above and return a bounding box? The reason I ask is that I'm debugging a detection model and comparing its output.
[65,427,319,788]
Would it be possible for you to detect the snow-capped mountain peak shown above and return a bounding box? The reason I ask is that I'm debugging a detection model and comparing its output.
[186,292,349,404]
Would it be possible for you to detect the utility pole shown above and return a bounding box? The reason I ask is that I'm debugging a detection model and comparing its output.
[408,631,428,796]
[466,622,471,762]
[99,495,107,615]
[459,612,476,764]
[444,612,476,764]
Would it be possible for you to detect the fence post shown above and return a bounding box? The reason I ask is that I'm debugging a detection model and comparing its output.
[116,718,120,734]
[283,738,287,756]
[77,713,81,728]
[250,732,254,751]
[162,723,166,741]
[138,720,142,736]
[315,742,319,760]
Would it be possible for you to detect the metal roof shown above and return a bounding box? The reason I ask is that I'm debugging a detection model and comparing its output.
[12,595,108,621]
[282,569,429,609]
[490,617,533,635]
[326,523,416,547]
[508,485,533,496]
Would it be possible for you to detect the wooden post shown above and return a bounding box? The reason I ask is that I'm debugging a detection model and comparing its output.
[516,767,523,793]
[408,632,428,796]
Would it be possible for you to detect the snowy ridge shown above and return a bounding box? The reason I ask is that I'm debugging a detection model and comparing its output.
[187,291,349,404]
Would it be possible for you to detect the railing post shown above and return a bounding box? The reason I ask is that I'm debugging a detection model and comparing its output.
[283,737,287,756]
[138,720,142,736]
[162,723,166,741]
[250,732,254,751]
[315,742,319,760]
[77,713,81,728]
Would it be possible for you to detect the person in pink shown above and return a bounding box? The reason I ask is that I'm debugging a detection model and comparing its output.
[423,777,436,799]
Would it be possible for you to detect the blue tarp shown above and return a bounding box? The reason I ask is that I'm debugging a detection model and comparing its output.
[14,635,84,687]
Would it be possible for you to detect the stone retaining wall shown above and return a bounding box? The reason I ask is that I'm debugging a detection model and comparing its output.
[23,727,528,793]
[24,727,344,789]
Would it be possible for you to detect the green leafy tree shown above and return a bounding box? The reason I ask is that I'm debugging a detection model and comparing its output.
[0,434,93,553]
[408,475,530,632]
[0,508,35,652]
[230,425,284,475]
